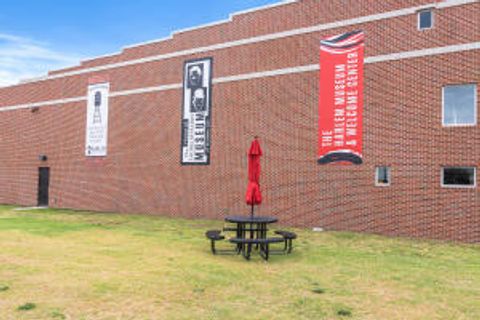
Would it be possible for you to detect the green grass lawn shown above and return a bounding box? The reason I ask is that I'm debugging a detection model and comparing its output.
[0,205,479,319]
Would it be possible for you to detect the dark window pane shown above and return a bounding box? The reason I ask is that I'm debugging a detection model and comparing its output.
[443,168,475,186]
[419,10,432,29]
[376,167,390,185]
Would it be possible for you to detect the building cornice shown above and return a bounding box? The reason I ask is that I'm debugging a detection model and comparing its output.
[1,41,478,112]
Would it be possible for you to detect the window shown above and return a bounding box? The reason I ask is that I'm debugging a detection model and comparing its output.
[375,166,391,186]
[418,9,433,30]
[443,84,477,126]
[442,167,476,188]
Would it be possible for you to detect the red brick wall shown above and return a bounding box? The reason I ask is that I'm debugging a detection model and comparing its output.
[0,1,479,242]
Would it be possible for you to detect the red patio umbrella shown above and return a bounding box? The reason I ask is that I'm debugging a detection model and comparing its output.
[245,137,262,218]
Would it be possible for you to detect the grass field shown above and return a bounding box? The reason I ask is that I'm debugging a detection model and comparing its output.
[0,205,479,319]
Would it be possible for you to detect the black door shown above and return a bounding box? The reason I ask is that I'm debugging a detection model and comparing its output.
[37,167,50,206]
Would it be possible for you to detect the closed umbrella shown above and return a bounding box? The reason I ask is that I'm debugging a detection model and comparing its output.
[245,137,262,218]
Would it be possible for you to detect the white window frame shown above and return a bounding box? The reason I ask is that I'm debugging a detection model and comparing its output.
[375,166,391,187]
[441,167,477,189]
[417,9,434,30]
[442,84,478,127]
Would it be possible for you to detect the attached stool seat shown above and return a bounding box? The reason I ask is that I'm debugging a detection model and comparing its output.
[274,230,297,253]
[205,230,225,254]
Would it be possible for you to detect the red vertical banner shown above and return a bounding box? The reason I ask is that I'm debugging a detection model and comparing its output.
[318,30,364,165]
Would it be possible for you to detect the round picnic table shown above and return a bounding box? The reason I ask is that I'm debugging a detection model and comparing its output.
[225,216,278,238]
[224,215,278,258]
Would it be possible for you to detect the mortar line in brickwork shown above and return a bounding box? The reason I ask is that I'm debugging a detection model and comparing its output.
[0,41,479,113]
[14,0,478,86]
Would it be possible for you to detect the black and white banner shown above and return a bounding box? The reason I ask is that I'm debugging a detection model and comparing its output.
[181,58,213,165]
[85,82,109,157]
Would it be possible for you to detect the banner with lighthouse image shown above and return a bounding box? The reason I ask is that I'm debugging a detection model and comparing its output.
[85,82,109,157]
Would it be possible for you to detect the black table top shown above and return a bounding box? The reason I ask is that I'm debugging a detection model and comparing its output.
[225,215,278,224]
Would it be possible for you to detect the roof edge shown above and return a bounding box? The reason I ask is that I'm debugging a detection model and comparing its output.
[122,0,297,50]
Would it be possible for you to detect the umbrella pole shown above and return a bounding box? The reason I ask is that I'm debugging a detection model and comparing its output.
[250,203,254,242]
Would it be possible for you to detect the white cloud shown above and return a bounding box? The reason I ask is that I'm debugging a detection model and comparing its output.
[0,33,81,87]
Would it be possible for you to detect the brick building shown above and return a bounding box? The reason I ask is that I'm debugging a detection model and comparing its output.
[0,0,478,242]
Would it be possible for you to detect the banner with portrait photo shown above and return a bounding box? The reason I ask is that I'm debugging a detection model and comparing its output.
[318,30,364,165]
[85,82,109,157]
[181,57,213,165]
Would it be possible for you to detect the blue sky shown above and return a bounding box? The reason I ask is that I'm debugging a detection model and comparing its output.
[0,0,282,86]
